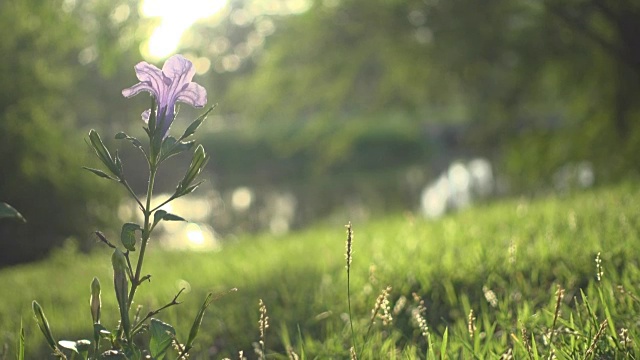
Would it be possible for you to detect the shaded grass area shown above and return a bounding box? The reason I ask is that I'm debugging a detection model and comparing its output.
[1,183,640,358]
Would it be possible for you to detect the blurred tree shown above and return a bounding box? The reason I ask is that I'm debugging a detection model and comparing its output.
[195,0,639,188]
[542,0,640,172]
[0,0,144,266]
[220,0,435,170]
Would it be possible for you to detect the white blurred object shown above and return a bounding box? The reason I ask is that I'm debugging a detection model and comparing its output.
[231,186,254,212]
[553,161,595,191]
[468,158,494,197]
[420,158,494,219]
[264,191,297,235]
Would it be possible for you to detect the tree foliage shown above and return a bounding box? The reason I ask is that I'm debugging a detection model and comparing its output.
[210,0,640,184]
[0,0,143,265]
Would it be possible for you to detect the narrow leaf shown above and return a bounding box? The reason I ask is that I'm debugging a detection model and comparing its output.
[186,293,214,350]
[18,320,25,360]
[440,327,448,357]
[158,136,194,163]
[115,132,147,159]
[32,301,57,352]
[83,167,118,181]
[177,145,208,194]
[179,104,216,141]
[0,202,25,222]
[180,118,204,141]
[111,249,130,340]
[114,151,124,176]
[153,210,186,227]
[88,129,120,177]
[531,333,539,360]
[162,213,186,222]
[184,288,236,353]
[153,210,168,228]
[174,181,204,199]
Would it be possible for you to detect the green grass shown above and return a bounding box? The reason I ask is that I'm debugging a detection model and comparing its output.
[1,183,640,358]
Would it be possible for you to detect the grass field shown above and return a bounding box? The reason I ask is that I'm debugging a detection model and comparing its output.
[1,183,639,359]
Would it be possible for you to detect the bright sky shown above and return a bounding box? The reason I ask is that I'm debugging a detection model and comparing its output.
[141,0,227,60]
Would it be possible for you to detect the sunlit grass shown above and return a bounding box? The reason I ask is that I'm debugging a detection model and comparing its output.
[1,183,639,358]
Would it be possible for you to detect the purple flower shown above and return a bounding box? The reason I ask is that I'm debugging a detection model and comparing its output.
[122,55,207,138]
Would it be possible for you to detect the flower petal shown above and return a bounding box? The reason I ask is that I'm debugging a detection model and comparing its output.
[121,61,167,99]
[176,82,207,108]
[161,55,196,82]
[134,61,166,85]
[122,81,157,98]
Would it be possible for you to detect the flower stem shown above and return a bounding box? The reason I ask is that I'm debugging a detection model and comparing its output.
[347,268,357,358]
[128,165,157,309]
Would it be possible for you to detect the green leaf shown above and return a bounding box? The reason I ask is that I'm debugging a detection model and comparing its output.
[174,181,204,198]
[120,223,141,252]
[162,213,186,222]
[158,136,195,163]
[123,344,142,360]
[32,301,57,352]
[83,167,118,181]
[17,320,24,360]
[153,210,167,228]
[180,119,204,141]
[182,289,236,357]
[185,293,212,351]
[149,318,176,360]
[178,105,216,141]
[531,333,539,360]
[114,151,124,177]
[115,132,147,159]
[185,291,226,352]
[111,249,130,341]
[176,145,208,196]
[427,334,436,359]
[440,327,448,357]
[0,202,25,222]
[153,210,186,228]
[88,129,120,177]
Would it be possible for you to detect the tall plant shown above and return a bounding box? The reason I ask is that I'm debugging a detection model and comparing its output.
[32,54,227,360]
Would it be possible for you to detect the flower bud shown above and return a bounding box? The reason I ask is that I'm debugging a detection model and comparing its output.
[32,301,57,351]
[111,249,131,339]
[90,277,101,324]
[111,248,128,273]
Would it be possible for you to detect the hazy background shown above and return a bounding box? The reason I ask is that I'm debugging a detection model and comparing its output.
[1,0,638,266]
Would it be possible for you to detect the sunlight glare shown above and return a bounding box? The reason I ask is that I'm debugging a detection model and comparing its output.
[186,223,205,245]
[142,0,227,60]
